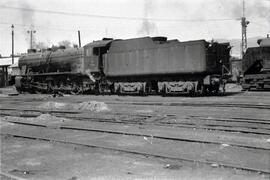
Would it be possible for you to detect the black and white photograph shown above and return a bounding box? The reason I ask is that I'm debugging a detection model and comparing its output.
[0,0,270,179]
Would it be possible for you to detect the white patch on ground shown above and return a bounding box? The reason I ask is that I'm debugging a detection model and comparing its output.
[77,101,110,112]
[221,143,230,147]
[135,109,153,113]
[12,144,23,148]
[0,86,19,95]
[220,143,230,149]
[211,163,219,168]
[18,158,41,166]
[0,94,8,97]
[0,120,15,127]
[225,83,242,92]
[38,101,110,112]
[3,114,69,126]
[116,138,146,147]
[35,114,68,122]
[38,102,68,110]
[143,136,154,144]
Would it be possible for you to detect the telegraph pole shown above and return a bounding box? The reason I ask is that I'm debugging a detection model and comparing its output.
[241,0,249,58]
[27,30,36,49]
[11,24,14,64]
[78,30,81,47]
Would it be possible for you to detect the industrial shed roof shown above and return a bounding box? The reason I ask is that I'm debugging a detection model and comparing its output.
[0,56,20,66]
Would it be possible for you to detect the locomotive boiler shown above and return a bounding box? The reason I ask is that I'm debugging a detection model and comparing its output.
[15,36,231,95]
[16,47,95,94]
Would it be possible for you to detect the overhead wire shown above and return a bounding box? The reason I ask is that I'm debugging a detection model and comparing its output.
[0,5,240,22]
[0,4,242,37]
[0,22,92,32]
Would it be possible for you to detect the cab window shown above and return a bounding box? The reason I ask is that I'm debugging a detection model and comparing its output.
[85,48,93,56]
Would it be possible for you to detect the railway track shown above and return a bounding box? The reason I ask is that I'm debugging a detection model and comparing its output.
[2,118,269,150]
[1,108,270,136]
[1,119,269,174]
[1,100,270,112]
[107,101,270,110]
[1,106,269,125]
[3,133,269,175]
[1,102,270,175]
[189,115,270,125]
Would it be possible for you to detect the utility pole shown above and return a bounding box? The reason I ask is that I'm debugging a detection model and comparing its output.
[241,0,249,58]
[78,30,81,47]
[11,24,14,64]
[27,30,36,49]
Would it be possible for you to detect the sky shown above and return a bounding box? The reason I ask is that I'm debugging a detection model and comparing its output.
[0,0,269,56]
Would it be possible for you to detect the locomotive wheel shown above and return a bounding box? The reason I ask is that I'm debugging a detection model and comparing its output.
[197,84,205,96]
[188,89,196,97]
[162,85,167,97]
[119,86,124,96]
[145,83,151,95]
[114,84,121,96]
[98,84,106,95]
[109,84,115,95]
[139,84,147,96]
[116,87,121,95]
[46,81,53,94]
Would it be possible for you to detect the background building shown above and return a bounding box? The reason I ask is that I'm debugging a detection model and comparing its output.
[0,55,20,87]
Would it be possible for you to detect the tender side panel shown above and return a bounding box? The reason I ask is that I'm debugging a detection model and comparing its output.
[104,37,207,77]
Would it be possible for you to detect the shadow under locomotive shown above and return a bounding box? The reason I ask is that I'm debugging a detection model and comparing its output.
[15,36,231,96]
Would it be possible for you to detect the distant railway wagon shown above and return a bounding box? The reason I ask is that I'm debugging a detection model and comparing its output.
[242,37,270,91]
[15,36,231,95]
[0,65,9,87]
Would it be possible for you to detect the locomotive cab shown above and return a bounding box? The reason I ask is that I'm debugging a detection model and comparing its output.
[83,39,114,74]
[83,39,114,93]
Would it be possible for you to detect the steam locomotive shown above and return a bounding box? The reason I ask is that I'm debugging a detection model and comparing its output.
[15,36,231,95]
[242,37,270,91]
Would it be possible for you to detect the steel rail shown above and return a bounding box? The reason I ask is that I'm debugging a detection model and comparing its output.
[3,120,270,151]
[1,112,270,136]
[1,133,269,174]
[107,101,270,109]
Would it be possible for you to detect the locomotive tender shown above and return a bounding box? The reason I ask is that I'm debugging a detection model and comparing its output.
[15,36,231,95]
